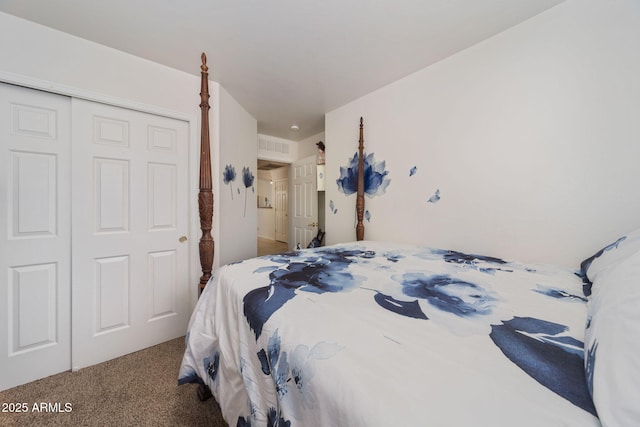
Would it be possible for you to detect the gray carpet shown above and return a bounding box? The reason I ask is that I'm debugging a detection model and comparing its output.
[0,337,228,427]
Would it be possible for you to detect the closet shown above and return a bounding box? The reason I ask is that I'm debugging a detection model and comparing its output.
[0,83,191,391]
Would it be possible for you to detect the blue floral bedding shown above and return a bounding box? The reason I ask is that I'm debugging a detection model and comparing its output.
[179,241,600,426]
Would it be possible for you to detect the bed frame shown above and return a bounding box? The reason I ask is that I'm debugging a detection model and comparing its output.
[356,117,365,241]
[196,53,367,295]
[198,53,214,293]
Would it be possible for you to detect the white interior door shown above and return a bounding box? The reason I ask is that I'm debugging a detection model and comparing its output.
[71,99,190,370]
[275,178,288,243]
[0,83,71,390]
[290,155,317,249]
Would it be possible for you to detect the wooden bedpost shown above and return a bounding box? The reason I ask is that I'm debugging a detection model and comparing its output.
[356,117,365,241]
[198,53,214,293]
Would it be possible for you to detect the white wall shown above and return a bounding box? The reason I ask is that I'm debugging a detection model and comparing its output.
[218,86,258,265]
[272,167,289,182]
[297,131,326,161]
[325,0,640,267]
[0,12,257,287]
[0,13,199,117]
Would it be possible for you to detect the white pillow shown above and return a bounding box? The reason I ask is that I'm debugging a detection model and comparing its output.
[584,250,640,426]
[583,229,640,283]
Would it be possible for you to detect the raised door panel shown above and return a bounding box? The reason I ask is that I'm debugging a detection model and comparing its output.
[8,264,58,354]
[0,83,71,391]
[9,152,57,237]
[94,256,130,334]
[94,158,130,233]
[148,163,177,230]
[148,250,177,320]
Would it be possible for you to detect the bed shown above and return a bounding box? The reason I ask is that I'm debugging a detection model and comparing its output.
[181,54,638,426]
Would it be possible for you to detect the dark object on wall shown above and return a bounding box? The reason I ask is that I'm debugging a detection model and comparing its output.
[316,141,325,165]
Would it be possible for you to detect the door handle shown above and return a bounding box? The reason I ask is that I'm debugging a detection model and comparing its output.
[179,236,188,243]
[307,222,317,227]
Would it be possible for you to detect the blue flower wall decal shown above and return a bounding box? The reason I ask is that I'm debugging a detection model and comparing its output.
[336,152,390,197]
[427,188,440,203]
[243,166,255,188]
[223,164,237,200]
[329,200,337,214]
[242,166,255,217]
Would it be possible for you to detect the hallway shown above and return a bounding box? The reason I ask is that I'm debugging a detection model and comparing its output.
[257,237,289,256]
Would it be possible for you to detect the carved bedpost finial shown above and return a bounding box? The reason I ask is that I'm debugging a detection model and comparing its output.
[201,52,208,72]
[356,117,365,241]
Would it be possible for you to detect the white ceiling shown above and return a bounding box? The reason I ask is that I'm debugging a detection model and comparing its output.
[1,0,564,141]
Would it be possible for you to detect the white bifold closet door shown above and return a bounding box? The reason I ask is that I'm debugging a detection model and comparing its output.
[1,83,191,391]
[0,83,72,390]
[71,99,190,370]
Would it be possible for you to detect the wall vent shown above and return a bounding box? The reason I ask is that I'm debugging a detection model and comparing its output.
[257,135,295,162]
[258,138,290,154]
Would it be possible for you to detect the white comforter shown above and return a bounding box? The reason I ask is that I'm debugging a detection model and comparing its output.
[179,241,600,426]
